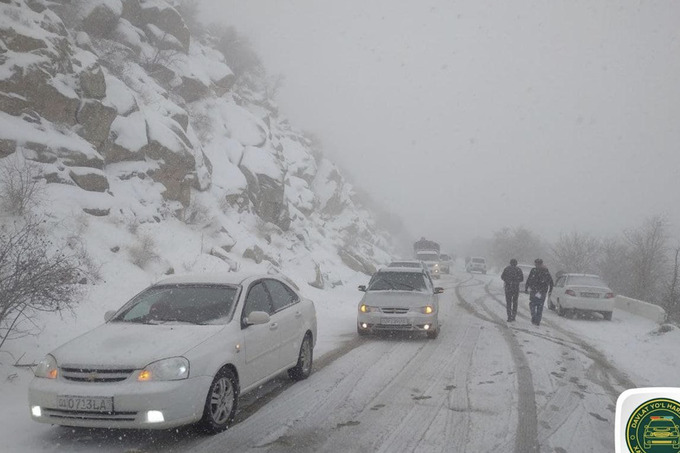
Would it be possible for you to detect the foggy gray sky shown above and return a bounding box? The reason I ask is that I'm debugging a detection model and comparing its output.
[201,0,680,246]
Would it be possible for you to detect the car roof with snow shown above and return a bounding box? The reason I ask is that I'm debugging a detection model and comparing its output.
[377,267,428,274]
[154,272,273,286]
[562,273,602,278]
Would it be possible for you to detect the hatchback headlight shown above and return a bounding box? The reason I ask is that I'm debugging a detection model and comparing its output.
[34,355,58,379]
[360,304,379,313]
[414,306,435,314]
[138,357,189,381]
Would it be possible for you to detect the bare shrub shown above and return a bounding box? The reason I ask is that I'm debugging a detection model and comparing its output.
[624,215,668,301]
[129,235,159,268]
[490,226,546,268]
[550,232,601,273]
[0,217,84,349]
[0,155,44,215]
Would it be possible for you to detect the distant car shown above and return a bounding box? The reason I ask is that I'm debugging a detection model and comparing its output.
[643,416,680,449]
[517,264,534,278]
[357,267,443,339]
[439,254,452,274]
[415,250,441,279]
[548,273,615,320]
[28,273,317,433]
[466,257,487,274]
[388,260,429,273]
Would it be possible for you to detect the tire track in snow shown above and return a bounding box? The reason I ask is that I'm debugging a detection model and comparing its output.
[456,277,540,453]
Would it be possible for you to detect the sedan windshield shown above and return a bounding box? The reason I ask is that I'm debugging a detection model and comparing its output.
[567,276,608,287]
[368,272,427,292]
[112,285,239,325]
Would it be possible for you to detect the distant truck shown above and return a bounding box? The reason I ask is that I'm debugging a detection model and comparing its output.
[414,237,441,279]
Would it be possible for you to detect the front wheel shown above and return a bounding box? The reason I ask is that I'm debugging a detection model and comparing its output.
[198,368,238,434]
[548,297,556,311]
[288,334,313,381]
[426,326,439,339]
[557,303,565,317]
[602,311,612,321]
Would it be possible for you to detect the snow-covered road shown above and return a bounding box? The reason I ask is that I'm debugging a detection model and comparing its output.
[6,269,677,452]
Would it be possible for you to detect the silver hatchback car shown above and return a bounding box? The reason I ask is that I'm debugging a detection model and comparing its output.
[357,267,443,339]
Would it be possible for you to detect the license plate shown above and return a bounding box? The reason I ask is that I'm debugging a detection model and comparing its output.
[580,292,600,298]
[57,395,113,412]
[381,318,409,325]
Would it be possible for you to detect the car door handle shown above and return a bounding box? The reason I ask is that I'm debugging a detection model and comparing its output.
[269,322,278,330]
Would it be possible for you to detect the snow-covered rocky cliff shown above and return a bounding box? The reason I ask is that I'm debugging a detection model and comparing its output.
[0,0,394,293]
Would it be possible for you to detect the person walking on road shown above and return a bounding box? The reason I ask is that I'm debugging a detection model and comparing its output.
[525,258,554,326]
[501,259,523,322]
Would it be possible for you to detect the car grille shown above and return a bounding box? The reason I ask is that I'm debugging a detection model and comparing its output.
[43,408,138,422]
[380,308,409,314]
[61,366,135,383]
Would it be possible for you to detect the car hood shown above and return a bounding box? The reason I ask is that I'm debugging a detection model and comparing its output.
[362,291,434,308]
[51,322,224,369]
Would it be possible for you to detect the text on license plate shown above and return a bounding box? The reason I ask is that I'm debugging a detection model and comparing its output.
[381,318,409,325]
[580,293,600,298]
[57,395,113,412]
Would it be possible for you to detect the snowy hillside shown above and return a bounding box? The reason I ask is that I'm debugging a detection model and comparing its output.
[0,0,395,355]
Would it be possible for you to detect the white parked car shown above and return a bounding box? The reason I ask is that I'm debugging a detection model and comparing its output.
[438,254,453,274]
[548,273,615,320]
[466,257,487,274]
[357,267,443,339]
[28,273,317,433]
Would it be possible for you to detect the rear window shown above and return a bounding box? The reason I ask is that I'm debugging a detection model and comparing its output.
[567,276,607,287]
[368,272,427,292]
[472,258,485,263]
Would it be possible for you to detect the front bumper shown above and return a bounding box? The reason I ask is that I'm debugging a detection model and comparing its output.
[28,374,212,429]
[357,312,438,333]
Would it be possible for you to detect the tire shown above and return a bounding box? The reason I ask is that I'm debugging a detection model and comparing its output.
[603,311,612,321]
[426,327,439,339]
[357,325,369,336]
[557,303,565,317]
[288,334,313,381]
[198,367,238,434]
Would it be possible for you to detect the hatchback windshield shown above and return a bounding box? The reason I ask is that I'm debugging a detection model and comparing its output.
[112,285,239,325]
[368,272,427,292]
[567,276,607,287]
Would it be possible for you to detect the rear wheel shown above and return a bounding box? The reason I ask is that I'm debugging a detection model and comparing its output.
[602,311,612,321]
[548,297,556,311]
[198,367,238,434]
[288,334,313,381]
[557,303,565,317]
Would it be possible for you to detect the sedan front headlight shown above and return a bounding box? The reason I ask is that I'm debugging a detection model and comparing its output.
[359,304,379,313]
[34,355,58,379]
[414,306,435,314]
[138,357,189,381]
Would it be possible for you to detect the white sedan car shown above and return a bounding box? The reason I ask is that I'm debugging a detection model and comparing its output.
[357,267,443,339]
[28,272,317,433]
[548,273,615,320]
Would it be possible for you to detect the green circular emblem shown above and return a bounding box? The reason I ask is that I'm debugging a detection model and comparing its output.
[626,398,680,452]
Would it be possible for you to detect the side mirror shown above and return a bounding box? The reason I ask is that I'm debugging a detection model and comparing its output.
[104,310,116,322]
[245,311,270,326]
[358,285,367,292]
[434,287,444,294]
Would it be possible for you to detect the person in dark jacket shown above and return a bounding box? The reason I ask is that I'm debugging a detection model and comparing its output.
[525,258,554,326]
[500,259,523,322]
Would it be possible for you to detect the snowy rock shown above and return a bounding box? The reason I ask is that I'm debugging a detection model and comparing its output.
[81,0,122,38]
[104,74,138,115]
[2,27,48,52]
[76,99,117,148]
[69,167,110,192]
[106,111,147,163]
[79,64,106,99]
[0,139,17,158]
[220,104,267,147]
[145,23,184,52]
[175,75,210,103]
[0,92,29,116]
[308,263,325,289]
[339,248,376,276]
[138,0,190,52]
